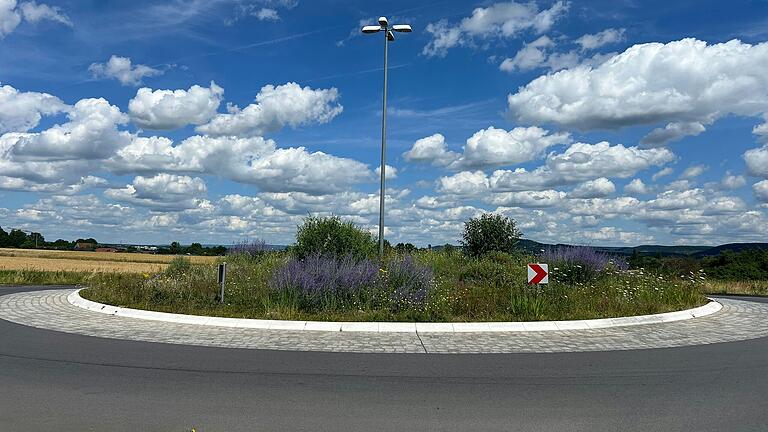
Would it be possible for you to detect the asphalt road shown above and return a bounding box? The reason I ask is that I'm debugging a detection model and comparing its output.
[1,285,766,432]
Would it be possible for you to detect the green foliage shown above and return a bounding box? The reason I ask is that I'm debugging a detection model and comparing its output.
[291,215,376,260]
[8,229,27,248]
[0,270,92,285]
[80,248,707,322]
[50,239,73,250]
[627,248,768,282]
[702,249,768,280]
[165,256,192,277]
[461,213,522,258]
[394,242,417,253]
[186,242,204,256]
[169,241,182,254]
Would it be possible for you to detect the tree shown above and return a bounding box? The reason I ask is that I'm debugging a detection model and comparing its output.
[460,213,522,258]
[8,229,27,248]
[169,241,182,254]
[0,226,8,247]
[395,242,417,253]
[292,215,376,260]
[50,239,72,250]
[186,242,204,256]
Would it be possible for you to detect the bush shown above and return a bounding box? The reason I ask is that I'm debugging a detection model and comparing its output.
[268,253,435,316]
[460,213,521,258]
[292,215,376,260]
[165,256,192,277]
[383,255,433,313]
[269,254,378,310]
[702,249,768,280]
[540,246,627,284]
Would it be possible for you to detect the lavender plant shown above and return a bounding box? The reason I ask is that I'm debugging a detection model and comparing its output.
[268,253,378,310]
[383,255,433,313]
[540,246,628,283]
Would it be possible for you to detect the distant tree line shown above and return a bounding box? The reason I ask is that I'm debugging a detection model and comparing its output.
[158,242,226,256]
[627,248,768,280]
[0,226,227,256]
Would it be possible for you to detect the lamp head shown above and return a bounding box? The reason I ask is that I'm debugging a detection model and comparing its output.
[378,16,388,27]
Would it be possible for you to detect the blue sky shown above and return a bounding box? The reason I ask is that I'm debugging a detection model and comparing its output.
[1,0,768,246]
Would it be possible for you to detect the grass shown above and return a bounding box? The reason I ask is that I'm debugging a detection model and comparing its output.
[79,251,710,322]
[0,248,216,265]
[0,269,94,285]
[701,279,768,297]
[0,248,216,275]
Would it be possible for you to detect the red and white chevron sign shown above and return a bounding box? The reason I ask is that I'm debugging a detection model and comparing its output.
[527,263,549,284]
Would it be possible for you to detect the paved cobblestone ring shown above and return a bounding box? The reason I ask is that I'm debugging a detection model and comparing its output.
[2,289,767,354]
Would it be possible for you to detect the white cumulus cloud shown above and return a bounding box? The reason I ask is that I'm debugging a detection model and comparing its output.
[569,177,616,198]
[489,141,675,191]
[680,164,707,179]
[3,97,130,161]
[744,144,768,178]
[508,39,768,131]
[640,121,706,147]
[128,82,224,130]
[403,127,570,170]
[0,0,70,38]
[575,28,625,50]
[89,55,163,86]
[624,178,649,195]
[456,126,570,169]
[105,174,208,211]
[0,83,67,133]
[423,1,569,57]
[402,134,459,166]
[197,82,342,137]
[754,180,768,202]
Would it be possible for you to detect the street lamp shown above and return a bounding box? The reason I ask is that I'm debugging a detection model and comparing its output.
[362,16,412,257]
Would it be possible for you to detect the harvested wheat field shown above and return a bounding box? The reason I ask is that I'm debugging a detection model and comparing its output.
[0,249,217,273]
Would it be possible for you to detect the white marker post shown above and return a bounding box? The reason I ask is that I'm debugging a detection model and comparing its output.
[218,262,227,303]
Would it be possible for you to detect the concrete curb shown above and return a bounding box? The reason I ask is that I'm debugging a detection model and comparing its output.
[68,289,723,333]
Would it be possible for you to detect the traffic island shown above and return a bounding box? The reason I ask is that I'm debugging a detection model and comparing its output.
[3,288,767,354]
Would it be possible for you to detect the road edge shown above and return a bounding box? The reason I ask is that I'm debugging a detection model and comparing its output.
[68,289,722,333]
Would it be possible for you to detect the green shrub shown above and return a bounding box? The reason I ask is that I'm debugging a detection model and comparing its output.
[165,256,192,277]
[460,213,522,258]
[291,215,376,260]
[702,249,768,280]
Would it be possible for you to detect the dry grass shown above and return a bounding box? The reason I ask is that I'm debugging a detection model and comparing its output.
[0,248,216,265]
[702,280,768,297]
[0,256,168,273]
[0,248,217,274]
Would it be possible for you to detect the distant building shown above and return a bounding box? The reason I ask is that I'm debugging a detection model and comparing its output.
[74,242,96,251]
[95,247,119,253]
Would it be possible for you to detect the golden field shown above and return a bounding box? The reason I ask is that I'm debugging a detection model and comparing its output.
[0,248,216,273]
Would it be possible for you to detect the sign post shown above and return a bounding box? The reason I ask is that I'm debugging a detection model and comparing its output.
[527,263,549,285]
[218,262,227,303]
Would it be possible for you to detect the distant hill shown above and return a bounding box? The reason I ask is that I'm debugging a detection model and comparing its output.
[516,240,768,258]
[691,243,768,258]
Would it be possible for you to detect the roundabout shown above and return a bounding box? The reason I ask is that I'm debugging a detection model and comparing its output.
[1,285,767,431]
[0,287,763,353]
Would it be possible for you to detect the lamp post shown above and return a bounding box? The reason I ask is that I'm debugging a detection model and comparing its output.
[362,16,412,257]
